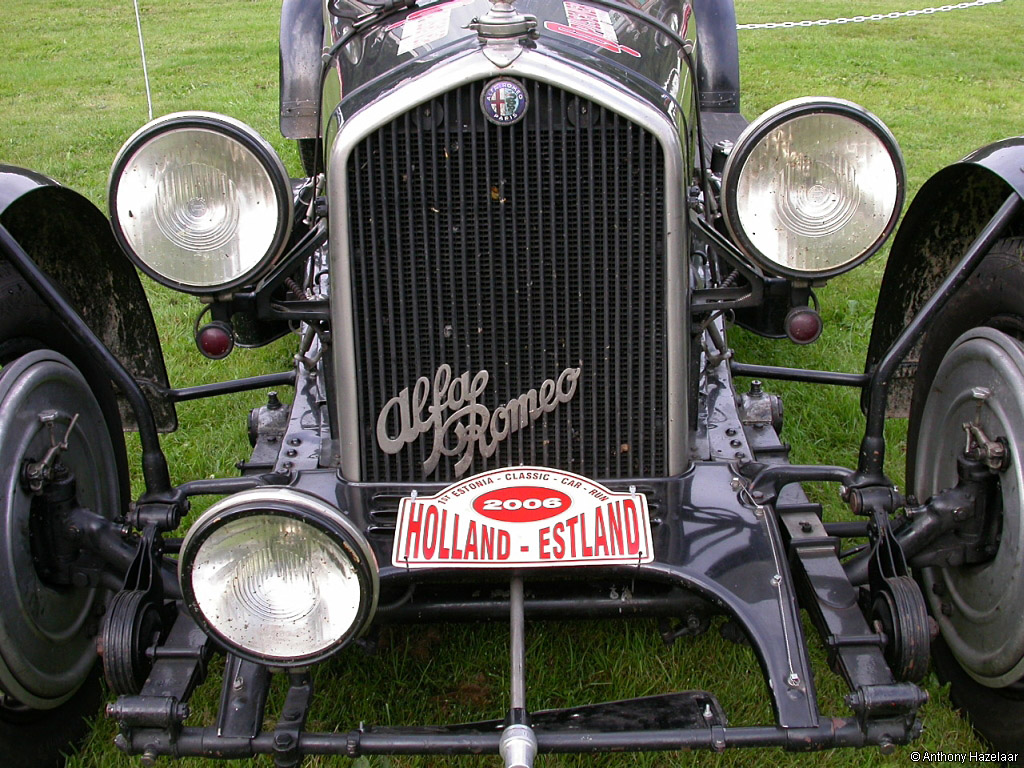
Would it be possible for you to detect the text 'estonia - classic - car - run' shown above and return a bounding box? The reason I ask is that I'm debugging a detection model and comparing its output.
[1,0,1024,765]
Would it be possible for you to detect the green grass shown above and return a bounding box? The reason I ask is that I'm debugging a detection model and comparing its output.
[2,0,1024,765]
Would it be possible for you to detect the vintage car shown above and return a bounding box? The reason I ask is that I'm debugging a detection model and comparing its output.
[1,0,1023,764]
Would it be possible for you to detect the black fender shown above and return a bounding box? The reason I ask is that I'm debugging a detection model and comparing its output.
[280,0,325,140]
[691,0,740,112]
[865,137,1024,417]
[0,165,177,432]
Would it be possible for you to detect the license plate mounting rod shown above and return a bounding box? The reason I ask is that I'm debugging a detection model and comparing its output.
[500,575,537,768]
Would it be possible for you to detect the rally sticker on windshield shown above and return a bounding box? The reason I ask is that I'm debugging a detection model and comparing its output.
[389,0,475,54]
[544,2,641,58]
[392,467,654,569]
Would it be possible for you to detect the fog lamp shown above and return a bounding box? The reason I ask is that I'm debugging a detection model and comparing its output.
[179,489,378,665]
[109,112,292,293]
[721,98,904,279]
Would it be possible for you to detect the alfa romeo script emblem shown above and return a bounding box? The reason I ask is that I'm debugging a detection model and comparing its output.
[480,78,528,125]
[377,364,581,478]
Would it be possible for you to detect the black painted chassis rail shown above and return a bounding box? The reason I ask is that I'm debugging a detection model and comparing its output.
[117,718,900,759]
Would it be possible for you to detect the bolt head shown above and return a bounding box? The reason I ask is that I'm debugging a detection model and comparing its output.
[274,732,294,749]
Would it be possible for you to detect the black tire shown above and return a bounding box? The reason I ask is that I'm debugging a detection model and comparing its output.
[298,137,319,178]
[0,668,103,768]
[907,237,1024,751]
[0,258,127,766]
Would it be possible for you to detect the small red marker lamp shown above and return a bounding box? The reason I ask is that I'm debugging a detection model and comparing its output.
[196,320,235,359]
[784,307,823,345]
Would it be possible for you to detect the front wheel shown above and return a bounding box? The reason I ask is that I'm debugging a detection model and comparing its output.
[0,262,126,766]
[908,238,1024,751]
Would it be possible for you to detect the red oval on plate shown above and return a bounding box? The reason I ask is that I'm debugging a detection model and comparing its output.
[473,486,572,523]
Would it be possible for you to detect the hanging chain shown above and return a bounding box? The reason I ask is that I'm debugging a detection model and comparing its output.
[737,0,1003,30]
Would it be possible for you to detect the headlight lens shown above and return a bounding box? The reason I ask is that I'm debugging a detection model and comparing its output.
[179,489,378,665]
[109,112,292,293]
[721,98,905,279]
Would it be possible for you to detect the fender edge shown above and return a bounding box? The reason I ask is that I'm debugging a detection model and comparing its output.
[0,165,177,432]
[864,137,1024,417]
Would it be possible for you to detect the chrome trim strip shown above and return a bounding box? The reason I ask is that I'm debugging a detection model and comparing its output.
[330,47,688,480]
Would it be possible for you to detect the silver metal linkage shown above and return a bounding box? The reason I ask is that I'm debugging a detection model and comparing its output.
[500,577,537,768]
[510,577,526,712]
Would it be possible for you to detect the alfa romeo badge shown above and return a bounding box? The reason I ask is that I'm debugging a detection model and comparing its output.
[480,78,529,125]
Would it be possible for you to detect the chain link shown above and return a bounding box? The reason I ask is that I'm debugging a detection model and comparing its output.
[736,0,1003,30]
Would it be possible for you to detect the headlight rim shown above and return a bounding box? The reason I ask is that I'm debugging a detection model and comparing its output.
[721,96,906,280]
[108,110,294,295]
[178,488,378,667]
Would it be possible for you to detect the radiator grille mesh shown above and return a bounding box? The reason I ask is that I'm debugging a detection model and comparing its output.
[346,78,667,482]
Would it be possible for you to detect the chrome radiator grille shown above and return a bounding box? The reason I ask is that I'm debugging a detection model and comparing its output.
[346,78,667,483]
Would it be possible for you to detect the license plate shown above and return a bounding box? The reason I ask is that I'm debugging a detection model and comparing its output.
[392,467,654,569]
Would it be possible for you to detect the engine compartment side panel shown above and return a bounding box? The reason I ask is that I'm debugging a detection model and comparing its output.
[280,0,325,139]
[691,0,740,112]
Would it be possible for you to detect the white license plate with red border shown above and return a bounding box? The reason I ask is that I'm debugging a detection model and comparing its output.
[392,467,654,569]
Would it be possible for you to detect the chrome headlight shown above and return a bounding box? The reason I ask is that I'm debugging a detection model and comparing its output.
[721,97,905,279]
[179,489,378,665]
[109,112,293,293]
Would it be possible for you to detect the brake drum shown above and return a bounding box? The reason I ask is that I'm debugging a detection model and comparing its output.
[915,327,1024,688]
[0,350,120,709]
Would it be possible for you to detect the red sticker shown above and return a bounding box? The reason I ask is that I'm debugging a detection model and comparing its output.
[544,2,641,58]
[473,487,572,522]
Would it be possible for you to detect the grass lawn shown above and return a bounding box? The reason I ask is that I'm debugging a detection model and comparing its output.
[2,0,1023,765]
